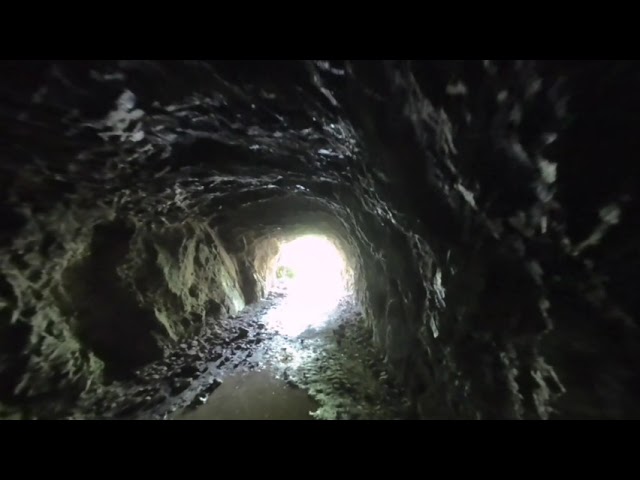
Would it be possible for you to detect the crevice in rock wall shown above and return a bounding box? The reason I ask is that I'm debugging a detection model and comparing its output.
[62,219,164,378]
[0,274,31,406]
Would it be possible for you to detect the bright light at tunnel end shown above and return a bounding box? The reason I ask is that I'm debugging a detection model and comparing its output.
[265,235,349,336]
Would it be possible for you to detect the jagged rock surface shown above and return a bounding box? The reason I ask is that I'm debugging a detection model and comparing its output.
[1,60,639,419]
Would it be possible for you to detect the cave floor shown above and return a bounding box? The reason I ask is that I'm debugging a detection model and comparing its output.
[71,292,411,420]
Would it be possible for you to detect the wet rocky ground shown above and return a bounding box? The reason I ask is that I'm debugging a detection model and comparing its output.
[68,291,412,420]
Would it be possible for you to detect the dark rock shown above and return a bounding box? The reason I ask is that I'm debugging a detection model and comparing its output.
[210,352,223,362]
[202,378,222,395]
[177,364,200,378]
[234,327,249,341]
[186,394,209,410]
[170,379,191,395]
[114,400,146,418]
[146,393,167,407]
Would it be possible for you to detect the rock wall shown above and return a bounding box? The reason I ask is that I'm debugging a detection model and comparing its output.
[0,208,245,416]
[1,60,639,419]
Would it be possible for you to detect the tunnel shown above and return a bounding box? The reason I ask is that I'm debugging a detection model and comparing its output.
[1,60,639,420]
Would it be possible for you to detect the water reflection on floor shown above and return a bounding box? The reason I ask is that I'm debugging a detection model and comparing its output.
[262,287,343,337]
[174,370,319,420]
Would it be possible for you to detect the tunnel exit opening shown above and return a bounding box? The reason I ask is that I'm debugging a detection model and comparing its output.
[265,235,351,336]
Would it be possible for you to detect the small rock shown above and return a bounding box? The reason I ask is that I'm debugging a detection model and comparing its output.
[114,399,146,418]
[202,378,222,395]
[186,393,209,410]
[170,379,191,395]
[149,393,167,406]
[177,364,199,377]
[236,327,249,339]
[210,352,223,362]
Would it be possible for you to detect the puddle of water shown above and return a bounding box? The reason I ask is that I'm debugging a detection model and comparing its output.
[174,370,319,420]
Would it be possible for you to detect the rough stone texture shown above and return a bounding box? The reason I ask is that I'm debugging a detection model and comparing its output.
[1,60,639,419]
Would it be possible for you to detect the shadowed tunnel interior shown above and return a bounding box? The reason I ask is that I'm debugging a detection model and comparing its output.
[1,60,640,419]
